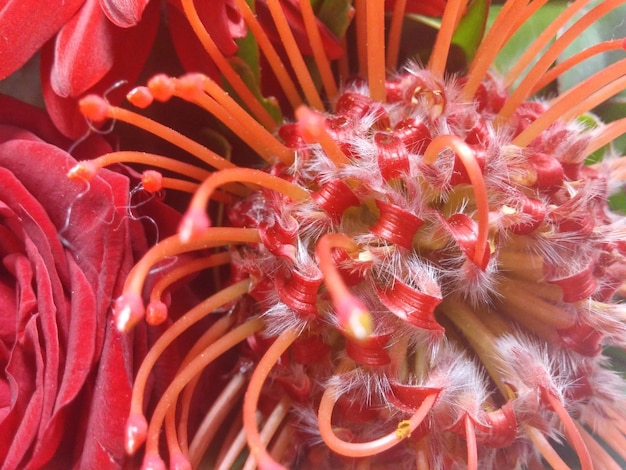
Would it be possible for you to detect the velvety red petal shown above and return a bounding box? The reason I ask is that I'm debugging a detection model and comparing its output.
[0,0,84,80]
[50,0,116,98]
[386,0,448,17]
[0,98,144,466]
[0,314,44,467]
[99,0,150,27]
[40,0,161,137]
[75,317,138,468]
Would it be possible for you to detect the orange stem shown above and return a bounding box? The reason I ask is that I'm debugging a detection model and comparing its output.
[100,105,237,171]
[180,0,278,130]
[188,371,248,467]
[295,105,351,166]
[585,117,626,156]
[242,395,291,470]
[68,150,211,182]
[498,0,626,124]
[318,373,438,456]
[575,421,624,470]
[129,280,252,429]
[176,314,236,456]
[429,0,467,78]
[503,0,589,88]
[143,317,265,458]
[232,0,303,110]
[525,425,570,470]
[188,167,309,215]
[149,253,231,306]
[462,0,527,100]
[266,0,324,110]
[366,0,386,102]
[243,329,299,470]
[201,78,294,164]
[386,0,407,71]
[465,415,477,470]
[531,39,625,94]
[512,61,626,148]
[123,229,259,299]
[544,391,592,470]
[298,0,338,100]
[355,0,368,79]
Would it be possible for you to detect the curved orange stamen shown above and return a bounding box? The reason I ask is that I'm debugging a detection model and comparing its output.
[298,0,338,100]
[243,328,299,470]
[179,0,278,130]
[423,135,489,268]
[176,314,237,456]
[429,0,467,78]
[497,0,626,124]
[315,233,373,340]
[78,97,237,171]
[117,229,259,332]
[318,373,437,456]
[265,0,324,110]
[128,280,251,451]
[232,0,303,110]
[143,317,265,461]
[531,39,626,94]
[544,391,592,470]
[295,105,351,166]
[386,0,407,71]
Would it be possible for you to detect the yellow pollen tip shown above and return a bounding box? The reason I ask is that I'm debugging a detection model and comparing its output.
[395,420,412,440]
[348,306,374,340]
[501,205,516,215]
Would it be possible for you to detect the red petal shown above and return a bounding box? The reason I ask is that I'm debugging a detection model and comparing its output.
[376,278,443,332]
[50,0,114,98]
[442,213,490,270]
[0,0,83,80]
[99,0,150,27]
[41,0,160,137]
[386,0,448,17]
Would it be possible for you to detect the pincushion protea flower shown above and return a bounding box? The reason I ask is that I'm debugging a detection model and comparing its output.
[69,0,626,468]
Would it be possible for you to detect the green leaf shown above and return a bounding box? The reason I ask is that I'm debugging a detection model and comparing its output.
[228,56,283,123]
[490,1,568,81]
[451,0,490,63]
[228,0,281,123]
[234,1,261,85]
[316,0,353,38]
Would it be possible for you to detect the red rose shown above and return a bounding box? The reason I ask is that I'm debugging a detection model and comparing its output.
[0,94,151,469]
